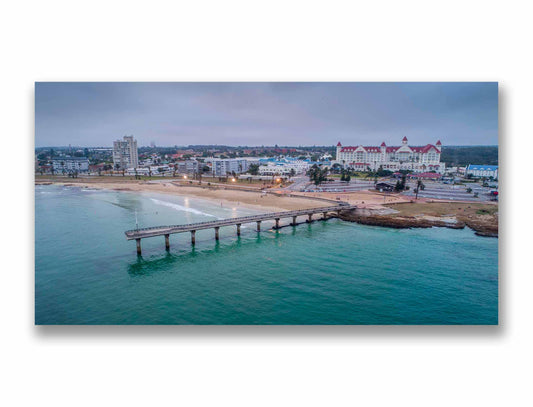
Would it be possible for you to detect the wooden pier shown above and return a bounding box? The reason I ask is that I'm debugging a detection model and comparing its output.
[125,204,356,255]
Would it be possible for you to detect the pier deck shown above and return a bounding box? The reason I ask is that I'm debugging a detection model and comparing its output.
[124,204,356,254]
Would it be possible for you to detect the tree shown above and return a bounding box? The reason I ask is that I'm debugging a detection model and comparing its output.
[289,168,296,178]
[415,180,425,199]
[248,163,260,175]
[307,164,328,186]
[395,175,407,192]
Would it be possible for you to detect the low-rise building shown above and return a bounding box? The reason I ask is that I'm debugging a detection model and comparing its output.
[52,157,89,173]
[175,160,199,174]
[407,172,442,180]
[375,182,395,192]
[206,158,249,176]
[465,164,498,179]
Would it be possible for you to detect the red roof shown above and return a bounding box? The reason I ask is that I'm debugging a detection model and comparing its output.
[402,136,408,141]
[363,146,381,152]
[340,144,439,154]
[410,144,439,153]
[337,142,342,147]
[436,140,442,145]
[408,172,441,179]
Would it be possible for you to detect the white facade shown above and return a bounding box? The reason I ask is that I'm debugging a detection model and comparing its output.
[465,165,498,179]
[113,135,139,169]
[335,137,444,173]
[52,157,89,173]
[257,158,313,176]
[206,159,249,176]
[176,160,199,174]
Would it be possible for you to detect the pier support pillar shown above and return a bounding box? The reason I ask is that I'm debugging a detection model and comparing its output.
[308,213,313,223]
[323,212,327,220]
[256,221,261,232]
[236,224,241,236]
[275,218,280,229]
[136,238,141,255]
[165,234,170,250]
[191,230,196,245]
[292,216,297,226]
[215,227,220,241]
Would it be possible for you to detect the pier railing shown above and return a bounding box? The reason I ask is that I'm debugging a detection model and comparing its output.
[124,204,357,254]
[125,205,354,237]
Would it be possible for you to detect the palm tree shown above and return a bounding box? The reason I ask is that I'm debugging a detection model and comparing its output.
[415,180,424,199]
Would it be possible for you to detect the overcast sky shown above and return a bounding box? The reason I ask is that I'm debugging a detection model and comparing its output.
[35,82,498,147]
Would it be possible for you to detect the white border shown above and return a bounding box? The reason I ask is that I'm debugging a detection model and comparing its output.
[2,1,530,406]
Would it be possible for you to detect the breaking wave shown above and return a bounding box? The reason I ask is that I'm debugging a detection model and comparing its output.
[150,198,217,217]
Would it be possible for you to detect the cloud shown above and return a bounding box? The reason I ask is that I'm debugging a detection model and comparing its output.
[35,82,498,147]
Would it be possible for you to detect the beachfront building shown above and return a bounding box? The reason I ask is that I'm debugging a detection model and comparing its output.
[465,164,498,179]
[257,157,328,176]
[175,160,199,174]
[205,158,249,177]
[206,158,249,176]
[113,135,139,169]
[335,137,443,173]
[52,157,89,173]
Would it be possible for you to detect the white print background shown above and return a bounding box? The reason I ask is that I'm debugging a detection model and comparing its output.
[1,1,530,406]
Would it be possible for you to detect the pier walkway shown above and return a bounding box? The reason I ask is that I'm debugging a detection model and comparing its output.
[125,204,356,255]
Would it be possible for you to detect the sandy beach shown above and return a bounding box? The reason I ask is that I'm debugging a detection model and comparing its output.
[35,176,499,236]
[35,176,331,212]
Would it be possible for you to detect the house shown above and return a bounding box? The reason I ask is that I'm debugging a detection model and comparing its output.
[375,182,395,192]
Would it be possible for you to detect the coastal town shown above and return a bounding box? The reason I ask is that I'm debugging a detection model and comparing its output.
[35,135,499,237]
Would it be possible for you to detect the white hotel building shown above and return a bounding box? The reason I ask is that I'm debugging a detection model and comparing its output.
[335,137,444,173]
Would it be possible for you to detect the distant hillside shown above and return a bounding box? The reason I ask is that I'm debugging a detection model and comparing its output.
[441,146,498,167]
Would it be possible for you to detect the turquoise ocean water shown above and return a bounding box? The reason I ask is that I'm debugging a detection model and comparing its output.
[35,185,498,324]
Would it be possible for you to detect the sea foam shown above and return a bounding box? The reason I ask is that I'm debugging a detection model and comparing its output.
[150,198,217,217]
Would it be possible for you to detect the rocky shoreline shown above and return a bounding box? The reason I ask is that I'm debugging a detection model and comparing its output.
[338,208,498,238]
